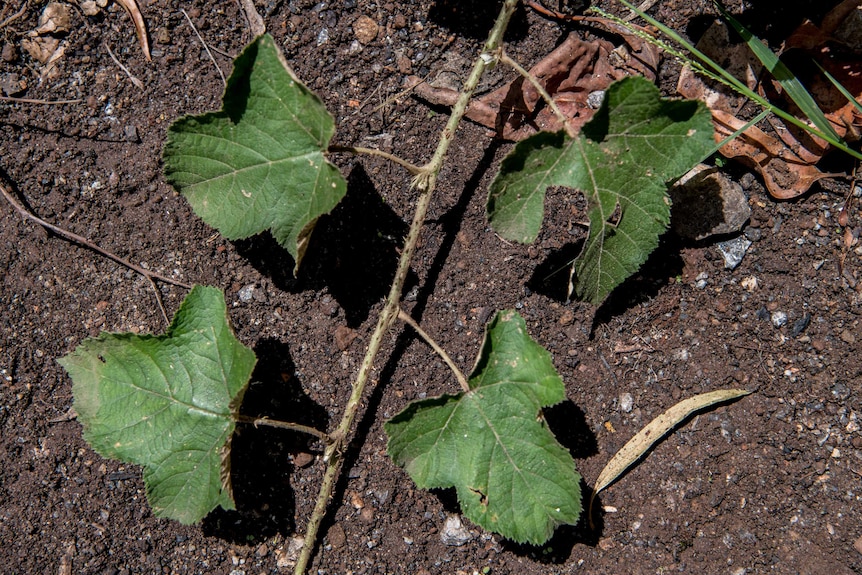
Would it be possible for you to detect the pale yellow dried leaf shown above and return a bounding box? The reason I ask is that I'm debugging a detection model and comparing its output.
[593,388,751,496]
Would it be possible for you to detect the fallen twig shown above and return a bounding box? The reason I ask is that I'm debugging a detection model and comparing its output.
[0,0,29,30]
[0,95,81,104]
[0,179,191,325]
[398,308,469,392]
[237,0,266,37]
[181,9,226,87]
[236,414,332,443]
[105,43,144,90]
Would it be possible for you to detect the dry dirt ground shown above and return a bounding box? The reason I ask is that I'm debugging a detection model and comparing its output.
[2,0,862,574]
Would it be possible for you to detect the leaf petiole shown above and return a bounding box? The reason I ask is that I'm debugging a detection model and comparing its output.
[235,414,332,444]
[397,308,469,392]
[328,145,424,175]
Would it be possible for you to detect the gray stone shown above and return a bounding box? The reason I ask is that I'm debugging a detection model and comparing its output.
[670,164,750,241]
[716,236,752,270]
[771,311,788,328]
[238,284,257,303]
[619,392,633,413]
[440,515,473,546]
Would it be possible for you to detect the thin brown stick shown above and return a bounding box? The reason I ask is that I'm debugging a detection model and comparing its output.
[237,0,266,36]
[105,43,144,90]
[0,181,192,293]
[0,96,82,105]
[0,0,29,30]
[236,414,332,443]
[524,0,655,34]
[145,275,170,326]
[398,308,469,392]
[181,9,226,87]
[624,0,661,22]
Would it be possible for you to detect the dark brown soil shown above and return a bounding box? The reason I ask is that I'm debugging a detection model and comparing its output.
[2,1,861,574]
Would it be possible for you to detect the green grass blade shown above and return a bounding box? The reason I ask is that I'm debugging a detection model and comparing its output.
[712,0,842,143]
[612,0,862,161]
[707,108,771,161]
[815,60,862,115]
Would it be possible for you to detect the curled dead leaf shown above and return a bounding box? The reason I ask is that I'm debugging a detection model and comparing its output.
[115,0,151,61]
[410,30,659,140]
[679,8,862,199]
[711,109,841,199]
[589,388,751,523]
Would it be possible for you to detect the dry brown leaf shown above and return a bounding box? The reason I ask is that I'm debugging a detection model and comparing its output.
[115,0,150,61]
[35,2,72,35]
[712,109,840,199]
[590,388,751,508]
[679,7,862,199]
[410,30,659,140]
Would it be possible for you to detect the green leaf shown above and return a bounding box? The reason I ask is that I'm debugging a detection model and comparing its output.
[163,34,346,273]
[487,76,713,304]
[385,310,581,545]
[59,286,256,524]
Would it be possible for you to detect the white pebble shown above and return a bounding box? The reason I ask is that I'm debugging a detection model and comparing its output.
[619,393,633,413]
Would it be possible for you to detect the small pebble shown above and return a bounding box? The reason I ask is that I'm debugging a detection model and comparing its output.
[716,236,752,270]
[353,15,379,44]
[440,515,473,546]
[770,311,788,328]
[791,313,811,337]
[123,125,139,143]
[238,284,257,303]
[741,276,758,291]
[587,90,605,109]
[156,27,172,45]
[831,383,850,401]
[619,393,633,413]
[327,524,346,549]
[334,325,358,351]
[743,226,762,242]
[293,452,313,468]
[1,43,17,62]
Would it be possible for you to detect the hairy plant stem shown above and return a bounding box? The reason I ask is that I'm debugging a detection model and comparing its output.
[328,145,423,175]
[397,308,469,392]
[293,1,520,573]
[235,415,332,444]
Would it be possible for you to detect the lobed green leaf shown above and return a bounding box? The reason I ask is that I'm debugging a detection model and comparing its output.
[163,34,346,273]
[59,286,257,524]
[487,76,713,304]
[386,310,581,545]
